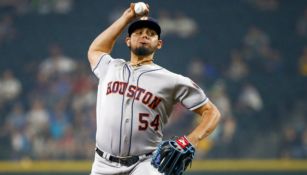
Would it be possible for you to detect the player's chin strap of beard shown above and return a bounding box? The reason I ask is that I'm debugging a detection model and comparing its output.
[129,46,155,66]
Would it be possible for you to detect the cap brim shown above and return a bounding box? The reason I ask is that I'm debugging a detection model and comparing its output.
[128,18,161,37]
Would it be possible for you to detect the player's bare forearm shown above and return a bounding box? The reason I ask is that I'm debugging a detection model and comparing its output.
[187,101,221,147]
[87,3,140,67]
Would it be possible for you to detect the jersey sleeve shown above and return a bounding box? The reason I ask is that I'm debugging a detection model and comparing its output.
[174,75,209,111]
[91,54,113,79]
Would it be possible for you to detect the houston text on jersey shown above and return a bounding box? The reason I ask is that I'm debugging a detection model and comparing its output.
[106,81,162,110]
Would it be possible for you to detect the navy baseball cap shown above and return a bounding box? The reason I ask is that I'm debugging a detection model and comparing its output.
[128,17,161,38]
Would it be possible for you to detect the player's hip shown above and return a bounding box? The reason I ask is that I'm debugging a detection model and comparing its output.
[90,148,155,175]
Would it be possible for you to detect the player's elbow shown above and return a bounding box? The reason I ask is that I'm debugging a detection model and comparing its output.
[206,106,221,137]
[88,44,99,58]
[205,103,221,129]
[87,48,106,69]
[87,47,96,60]
[206,101,221,123]
[87,49,95,63]
[87,49,91,60]
[214,107,221,125]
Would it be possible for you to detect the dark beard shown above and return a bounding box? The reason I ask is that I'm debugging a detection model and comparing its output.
[131,46,154,56]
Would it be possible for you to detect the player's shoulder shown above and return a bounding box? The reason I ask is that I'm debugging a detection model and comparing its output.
[151,65,193,87]
[153,64,179,77]
[112,58,126,65]
[103,54,127,66]
[155,65,186,80]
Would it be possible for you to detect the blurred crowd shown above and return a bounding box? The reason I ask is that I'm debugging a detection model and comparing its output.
[0,43,97,159]
[0,0,307,160]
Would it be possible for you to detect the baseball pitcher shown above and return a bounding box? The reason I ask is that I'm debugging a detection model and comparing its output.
[87,3,221,175]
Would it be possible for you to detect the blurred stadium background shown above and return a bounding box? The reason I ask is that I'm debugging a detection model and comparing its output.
[0,0,307,174]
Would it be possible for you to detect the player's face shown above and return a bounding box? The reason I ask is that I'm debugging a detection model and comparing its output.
[126,28,162,56]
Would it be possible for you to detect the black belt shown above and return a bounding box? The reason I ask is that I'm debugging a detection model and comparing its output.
[95,148,152,167]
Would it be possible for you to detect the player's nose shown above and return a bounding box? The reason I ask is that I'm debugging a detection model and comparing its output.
[140,33,149,39]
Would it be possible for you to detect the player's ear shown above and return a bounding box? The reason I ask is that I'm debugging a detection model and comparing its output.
[125,36,131,47]
[157,39,163,49]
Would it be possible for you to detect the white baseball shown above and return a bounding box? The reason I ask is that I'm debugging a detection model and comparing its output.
[134,2,147,15]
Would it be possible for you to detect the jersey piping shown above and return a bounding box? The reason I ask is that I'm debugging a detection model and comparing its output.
[128,67,164,156]
[92,53,107,72]
[119,64,131,155]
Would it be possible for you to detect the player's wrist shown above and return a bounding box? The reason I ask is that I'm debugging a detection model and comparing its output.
[186,135,198,148]
[119,14,134,26]
[175,135,196,150]
[175,136,190,148]
[121,4,137,23]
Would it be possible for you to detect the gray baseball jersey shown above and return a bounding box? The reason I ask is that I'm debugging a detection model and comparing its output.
[92,54,208,157]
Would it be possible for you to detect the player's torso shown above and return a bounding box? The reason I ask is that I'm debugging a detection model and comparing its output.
[96,60,176,157]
